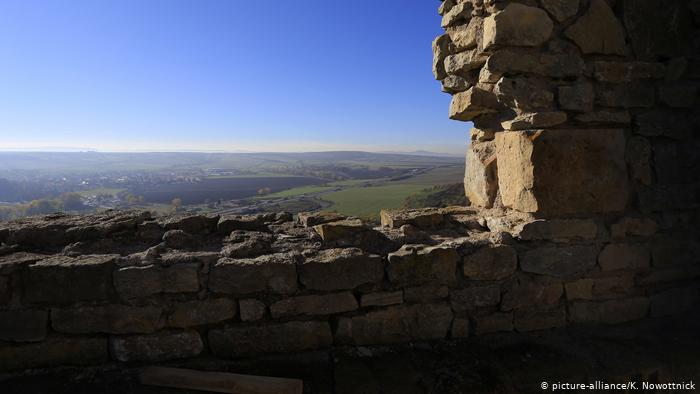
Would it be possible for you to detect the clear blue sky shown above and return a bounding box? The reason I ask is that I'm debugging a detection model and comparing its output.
[0,0,469,154]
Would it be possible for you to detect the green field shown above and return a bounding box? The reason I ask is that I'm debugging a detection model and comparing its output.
[321,184,431,220]
[255,185,335,199]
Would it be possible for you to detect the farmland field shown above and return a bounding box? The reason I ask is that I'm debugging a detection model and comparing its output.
[321,184,429,220]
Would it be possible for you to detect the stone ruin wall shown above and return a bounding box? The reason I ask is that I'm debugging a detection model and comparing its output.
[0,0,699,376]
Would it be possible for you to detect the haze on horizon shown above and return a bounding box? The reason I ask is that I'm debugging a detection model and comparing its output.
[0,0,470,155]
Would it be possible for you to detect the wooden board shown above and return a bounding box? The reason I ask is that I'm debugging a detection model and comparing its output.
[140,366,303,394]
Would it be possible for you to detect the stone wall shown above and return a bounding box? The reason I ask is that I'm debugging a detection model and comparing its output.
[0,208,698,373]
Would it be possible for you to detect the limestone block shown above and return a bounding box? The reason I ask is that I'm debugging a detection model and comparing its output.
[0,309,48,342]
[444,49,488,75]
[438,0,455,16]
[269,292,358,318]
[450,285,501,311]
[494,77,554,111]
[569,297,649,324]
[462,245,517,281]
[451,317,470,338]
[634,110,693,140]
[441,2,472,28]
[638,266,700,286]
[403,285,449,303]
[521,246,596,277]
[485,49,584,79]
[610,218,658,239]
[564,0,626,55]
[501,112,567,130]
[114,263,199,299]
[449,87,499,121]
[296,211,345,227]
[598,244,650,271]
[22,254,116,304]
[623,0,694,60]
[52,305,164,334]
[502,275,563,310]
[651,236,700,267]
[474,312,513,335]
[338,304,453,345]
[239,299,266,322]
[0,337,108,372]
[541,0,579,21]
[360,291,403,307]
[575,111,631,125]
[299,248,384,291]
[495,129,629,216]
[167,298,236,328]
[515,219,597,241]
[592,61,665,83]
[209,253,298,295]
[446,17,482,51]
[111,330,203,362]
[650,287,700,317]
[313,219,365,242]
[387,244,458,286]
[514,306,566,332]
[464,140,498,208]
[209,321,332,357]
[217,214,266,232]
[596,82,655,108]
[432,34,453,80]
[380,208,444,229]
[441,75,472,94]
[483,3,553,49]
[163,215,218,234]
[558,83,594,112]
[162,230,197,249]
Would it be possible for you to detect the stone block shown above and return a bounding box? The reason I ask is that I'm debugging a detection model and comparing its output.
[0,252,48,275]
[441,2,471,28]
[541,0,579,21]
[296,212,345,228]
[658,86,697,108]
[569,297,649,324]
[441,75,471,93]
[388,244,458,286]
[451,285,500,312]
[623,0,694,61]
[0,337,108,371]
[313,219,366,243]
[494,77,554,111]
[575,111,631,125]
[114,263,199,299]
[596,83,655,108]
[558,83,594,112]
[449,88,499,122]
[360,291,403,308]
[495,129,628,216]
[209,253,298,295]
[514,306,566,332]
[338,304,453,345]
[168,298,236,328]
[598,244,650,271]
[239,299,266,322]
[22,254,116,304]
[464,140,498,208]
[451,317,470,338]
[592,61,665,83]
[111,330,203,362]
[483,3,553,49]
[564,0,626,55]
[474,312,513,335]
[51,305,163,334]
[484,49,584,79]
[521,246,597,277]
[650,287,700,317]
[218,214,266,233]
[0,309,48,342]
[269,292,358,318]
[462,245,517,281]
[501,112,567,130]
[299,248,384,291]
[380,208,444,229]
[637,266,700,285]
[0,276,9,305]
[651,236,700,267]
[209,321,332,357]
[163,215,218,234]
[162,229,198,250]
[447,17,482,51]
[403,285,449,303]
[625,136,653,186]
[515,219,597,241]
[634,110,692,140]
[444,49,487,76]
[502,275,563,310]
[432,33,452,80]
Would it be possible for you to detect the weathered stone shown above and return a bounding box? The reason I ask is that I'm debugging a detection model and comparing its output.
[610,218,658,239]
[596,83,655,108]
[239,299,266,322]
[484,49,584,79]
[361,291,403,307]
[565,0,626,55]
[296,212,346,227]
[114,263,199,299]
[494,77,554,111]
[483,3,553,49]
[0,252,46,275]
[438,0,455,16]
[541,0,579,21]
[592,61,665,83]
[162,230,197,249]
[567,275,636,301]
[569,297,649,324]
[432,33,452,80]
[565,279,594,301]
[474,312,513,335]
[514,306,566,332]
[521,246,597,277]
[470,127,496,142]
[502,275,563,310]
[446,17,482,51]
[380,208,444,229]
[270,292,358,318]
[22,254,116,304]
[168,298,236,328]
[464,141,498,208]
[637,266,700,286]
[634,110,692,140]
[163,215,217,234]
[650,287,700,317]
[0,337,108,371]
[462,245,517,281]
[0,309,48,342]
[623,0,694,61]
[495,129,629,215]
[451,285,500,311]
[136,221,165,241]
[441,2,471,28]
[51,305,163,334]
[515,219,597,241]
[444,49,488,76]
[558,83,594,112]
[111,330,203,362]
[625,136,653,186]
[449,88,499,121]
[221,232,272,258]
[0,276,8,304]
[598,244,650,272]
[441,75,471,93]
[299,248,384,291]
[501,112,567,130]
[388,244,458,286]
[218,214,266,233]
[575,111,631,125]
[209,253,297,295]
[338,304,453,345]
[659,85,697,108]
[403,285,449,303]
[451,317,470,338]
[209,321,332,357]
[651,236,700,267]
[313,219,391,253]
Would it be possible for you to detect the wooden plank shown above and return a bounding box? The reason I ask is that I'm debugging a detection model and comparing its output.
[139,366,303,394]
